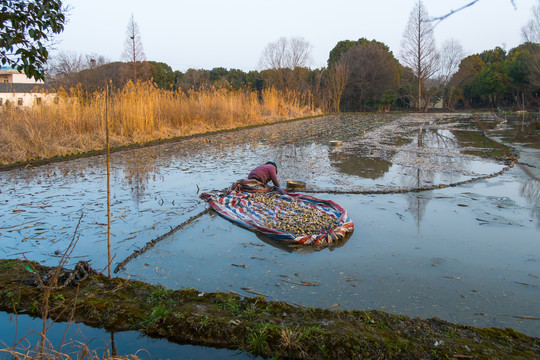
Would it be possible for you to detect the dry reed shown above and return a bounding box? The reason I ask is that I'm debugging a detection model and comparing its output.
[0,82,320,164]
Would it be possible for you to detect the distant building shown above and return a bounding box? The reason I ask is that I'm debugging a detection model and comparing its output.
[0,66,54,108]
[431,97,443,109]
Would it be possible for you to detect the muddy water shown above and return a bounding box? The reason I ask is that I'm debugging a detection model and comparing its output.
[1,113,539,352]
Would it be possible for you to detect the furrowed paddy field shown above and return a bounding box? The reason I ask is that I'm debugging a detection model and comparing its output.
[0,112,538,359]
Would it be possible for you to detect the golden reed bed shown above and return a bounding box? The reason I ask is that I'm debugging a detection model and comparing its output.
[0,81,320,164]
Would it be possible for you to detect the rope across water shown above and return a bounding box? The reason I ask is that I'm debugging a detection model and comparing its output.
[113,158,515,273]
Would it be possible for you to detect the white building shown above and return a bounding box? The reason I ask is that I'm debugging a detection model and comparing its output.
[0,66,54,107]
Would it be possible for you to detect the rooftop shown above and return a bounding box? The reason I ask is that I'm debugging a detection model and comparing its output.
[0,83,51,93]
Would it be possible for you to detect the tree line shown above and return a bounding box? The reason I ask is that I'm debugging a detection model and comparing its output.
[5,0,539,112]
[47,42,538,113]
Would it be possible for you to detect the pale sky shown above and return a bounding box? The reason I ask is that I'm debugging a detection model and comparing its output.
[55,0,538,72]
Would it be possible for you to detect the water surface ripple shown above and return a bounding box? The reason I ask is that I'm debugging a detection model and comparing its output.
[1,113,539,342]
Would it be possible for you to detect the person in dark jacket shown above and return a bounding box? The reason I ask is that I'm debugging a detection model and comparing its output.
[248,161,280,187]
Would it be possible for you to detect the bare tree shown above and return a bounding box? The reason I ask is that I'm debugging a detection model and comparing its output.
[438,39,464,85]
[121,14,148,81]
[400,0,440,111]
[522,1,540,92]
[437,39,465,108]
[327,58,350,112]
[259,36,313,90]
[47,51,110,88]
[49,52,108,76]
[85,53,108,69]
[259,37,288,70]
[286,37,312,69]
[431,0,515,23]
[259,36,312,70]
[48,51,85,78]
[522,0,540,42]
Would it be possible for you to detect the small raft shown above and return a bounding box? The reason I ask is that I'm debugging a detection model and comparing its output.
[201,180,354,246]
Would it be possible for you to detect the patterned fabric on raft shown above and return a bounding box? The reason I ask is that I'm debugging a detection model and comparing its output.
[201,180,354,245]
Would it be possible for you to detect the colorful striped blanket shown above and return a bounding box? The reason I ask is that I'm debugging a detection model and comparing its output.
[201,180,354,246]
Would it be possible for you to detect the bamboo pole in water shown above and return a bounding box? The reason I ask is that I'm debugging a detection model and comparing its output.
[106,82,111,277]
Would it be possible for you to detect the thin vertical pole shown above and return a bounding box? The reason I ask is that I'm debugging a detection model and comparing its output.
[106,82,111,277]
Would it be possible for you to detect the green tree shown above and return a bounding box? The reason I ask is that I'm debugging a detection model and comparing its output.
[328,40,358,68]
[478,47,506,64]
[379,90,397,112]
[504,43,540,107]
[452,48,518,108]
[472,64,509,105]
[450,55,485,107]
[226,68,250,90]
[0,0,66,80]
[176,68,209,90]
[327,38,390,68]
[209,67,228,82]
[148,61,175,89]
[505,45,531,89]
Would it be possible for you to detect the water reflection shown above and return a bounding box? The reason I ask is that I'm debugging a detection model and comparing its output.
[0,312,252,359]
[482,112,540,228]
[506,113,540,149]
[119,155,162,206]
[521,174,540,229]
[398,126,459,229]
[1,113,539,345]
[0,113,517,272]
[256,230,352,253]
[329,150,392,179]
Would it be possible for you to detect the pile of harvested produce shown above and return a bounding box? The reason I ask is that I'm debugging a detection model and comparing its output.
[201,180,353,246]
[251,192,337,237]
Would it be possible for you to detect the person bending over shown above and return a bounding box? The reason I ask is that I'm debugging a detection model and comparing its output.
[248,161,280,187]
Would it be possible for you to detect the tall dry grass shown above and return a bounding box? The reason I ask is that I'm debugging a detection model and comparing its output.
[0,82,320,164]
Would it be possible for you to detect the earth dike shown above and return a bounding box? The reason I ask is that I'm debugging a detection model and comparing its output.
[0,259,538,359]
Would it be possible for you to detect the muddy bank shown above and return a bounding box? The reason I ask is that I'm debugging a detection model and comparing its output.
[0,259,538,359]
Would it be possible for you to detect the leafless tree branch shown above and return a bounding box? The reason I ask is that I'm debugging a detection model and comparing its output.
[430,0,516,24]
[259,36,312,70]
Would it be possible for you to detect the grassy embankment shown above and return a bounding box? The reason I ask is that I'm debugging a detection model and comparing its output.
[0,259,538,359]
[0,82,319,165]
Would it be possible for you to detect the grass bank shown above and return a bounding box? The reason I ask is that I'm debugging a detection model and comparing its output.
[0,259,538,359]
[0,82,319,165]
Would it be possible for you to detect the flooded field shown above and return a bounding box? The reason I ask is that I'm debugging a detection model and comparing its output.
[0,112,538,356]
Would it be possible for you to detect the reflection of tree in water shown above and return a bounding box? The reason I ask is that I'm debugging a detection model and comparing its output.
[271,142,334,184]
[272,135,397,183]
[119,153,162,206]
[271,140,394,186]
[480,113,540,228]
[521,179,540,229]
[328,148,392,180]
[256,232,351,253]
[399,125,464,230]
[508,114,540,149]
